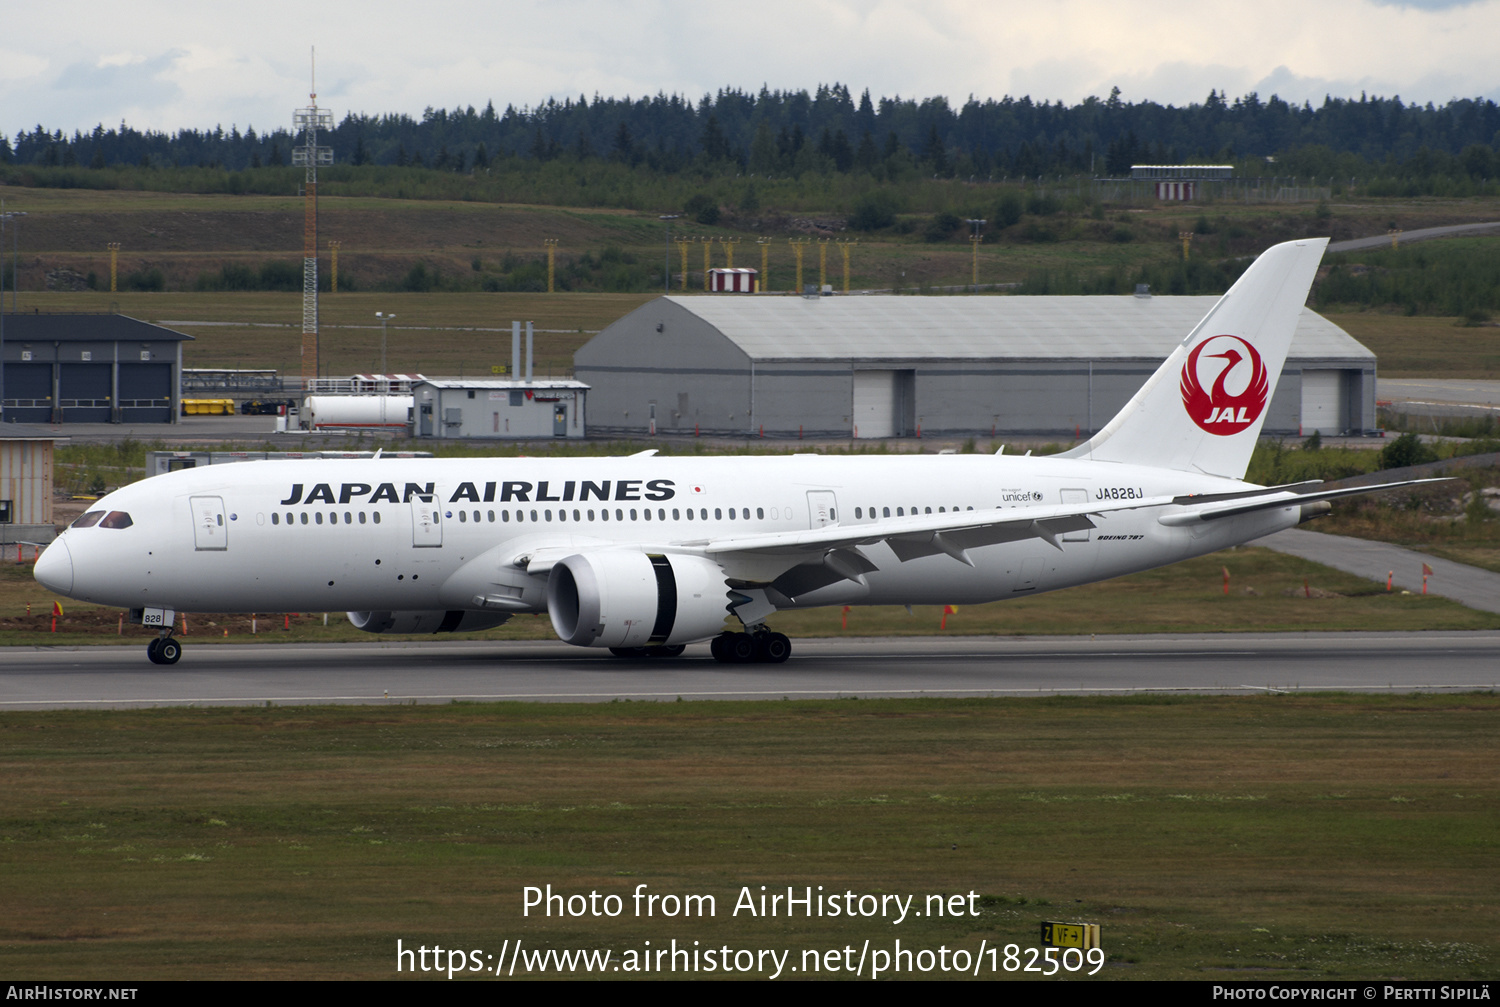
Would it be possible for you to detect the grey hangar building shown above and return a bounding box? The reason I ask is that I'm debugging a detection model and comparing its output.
[2,314,191,424]
[574,295,1376,440]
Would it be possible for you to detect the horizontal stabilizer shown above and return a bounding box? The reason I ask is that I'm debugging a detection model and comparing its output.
[1158,478,1453,526]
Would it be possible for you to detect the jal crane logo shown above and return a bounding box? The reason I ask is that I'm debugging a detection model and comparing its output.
[1180,334,1269,436]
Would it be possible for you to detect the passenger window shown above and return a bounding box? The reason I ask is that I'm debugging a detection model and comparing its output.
[599,509,607,521]
[574,509,581,522]
[727,508,734,520]
[531,510,538,522]
[658,508,665,521]
[315,512,323,525]
[616,509,624,521]
[588,509,595,521]
[883,507,891,517]
[630,509,638,520]
[487,510,495,522]
[757,507,764,519]
[643,508,651,521]
[459,511,467,523]
[855,507,862,519]
[672,508,680,520]
[546,510,553,522]
[300,513,309,525]
[72,511,105,528]
[700,508,707,520]
[685,508,694,520]
[503,510,511,522]
[715,508,722,520]
[373,512,381,525]
[359,512,366,524]
[346,511,354,523]
[558,510,566,523]
[896,507,903,516]
[271,513,280,526]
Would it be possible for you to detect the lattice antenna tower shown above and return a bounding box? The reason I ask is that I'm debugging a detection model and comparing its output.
[292,48,333,383]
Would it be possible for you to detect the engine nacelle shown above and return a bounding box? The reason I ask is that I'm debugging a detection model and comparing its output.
[547,551,729,648]
[346,610,512,635]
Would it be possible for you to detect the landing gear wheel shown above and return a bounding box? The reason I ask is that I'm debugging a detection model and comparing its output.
[726,632,756,664]
[157,638,182,665]
[146,638,163,664]
[710,634,730,662]
[755,632,791,664]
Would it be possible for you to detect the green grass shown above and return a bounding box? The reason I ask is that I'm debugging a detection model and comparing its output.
[0,694,1495,979]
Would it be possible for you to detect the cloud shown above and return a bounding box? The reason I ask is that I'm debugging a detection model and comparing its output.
[1366,0,1488,8]
[4,0,1500,136]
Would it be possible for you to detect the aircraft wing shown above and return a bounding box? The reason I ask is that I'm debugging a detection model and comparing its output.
[693,494,1181,565]
[519,494,1178,579]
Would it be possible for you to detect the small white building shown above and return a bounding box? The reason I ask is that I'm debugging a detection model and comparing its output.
[410,379,589,440]
[0,424,67,544]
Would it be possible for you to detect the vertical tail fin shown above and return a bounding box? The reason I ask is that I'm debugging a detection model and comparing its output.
[1060,237,1327,478]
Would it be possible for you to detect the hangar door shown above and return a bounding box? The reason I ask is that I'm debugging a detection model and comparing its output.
[1301,371,1346,435]
[852,370,912,438]
[3,364,53,423]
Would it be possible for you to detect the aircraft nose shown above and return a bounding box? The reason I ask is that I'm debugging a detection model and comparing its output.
[33,538,74,596]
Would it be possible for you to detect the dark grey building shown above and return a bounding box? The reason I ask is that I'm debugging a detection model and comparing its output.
[575,295,1376,439]
[1,314,193,424]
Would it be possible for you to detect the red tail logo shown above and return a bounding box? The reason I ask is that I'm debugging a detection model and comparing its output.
[1180,335,1268,436]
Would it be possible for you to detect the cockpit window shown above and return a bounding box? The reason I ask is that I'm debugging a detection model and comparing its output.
[99,511,134,529]
[72,511,105,529]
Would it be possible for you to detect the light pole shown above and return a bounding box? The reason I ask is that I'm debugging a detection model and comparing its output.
[376,311,394,375]
[659,215,679,292]
[965,218,985,292]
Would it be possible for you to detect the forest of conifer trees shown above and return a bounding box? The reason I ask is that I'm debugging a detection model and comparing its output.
[4,84,1498,191]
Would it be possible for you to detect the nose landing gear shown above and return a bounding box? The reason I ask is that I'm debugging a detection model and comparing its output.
[710,630,791,664]
[146,633,182,665]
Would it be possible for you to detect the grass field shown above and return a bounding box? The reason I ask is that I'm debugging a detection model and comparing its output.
[0,693,1494,979]
[1323,312,1500,378]
[4,546,1497,648]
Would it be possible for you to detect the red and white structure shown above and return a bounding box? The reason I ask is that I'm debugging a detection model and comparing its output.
[709,268,759,293]
[1131,165,1232,201]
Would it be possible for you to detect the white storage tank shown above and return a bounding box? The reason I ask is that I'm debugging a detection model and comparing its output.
[302,395,413,430]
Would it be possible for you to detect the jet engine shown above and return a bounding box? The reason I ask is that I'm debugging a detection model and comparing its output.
[546,551,730,648]
[346,610,512,635]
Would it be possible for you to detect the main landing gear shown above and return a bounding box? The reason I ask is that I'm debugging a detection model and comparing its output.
[710,630,791,664]
[146,633,181,665]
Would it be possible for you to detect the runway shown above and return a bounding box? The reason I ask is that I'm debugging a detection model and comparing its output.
[2,633,1496,709]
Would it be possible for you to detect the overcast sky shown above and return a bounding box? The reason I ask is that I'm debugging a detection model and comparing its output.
[5,0,1497,138]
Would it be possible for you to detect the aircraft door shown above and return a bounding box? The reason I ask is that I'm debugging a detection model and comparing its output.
[190,496,228,551]
[807,490,840,529]
[1060,489,1090,542]
[411,498,443,547]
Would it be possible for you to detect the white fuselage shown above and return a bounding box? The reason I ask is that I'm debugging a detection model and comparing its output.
[39,453,1297,616]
